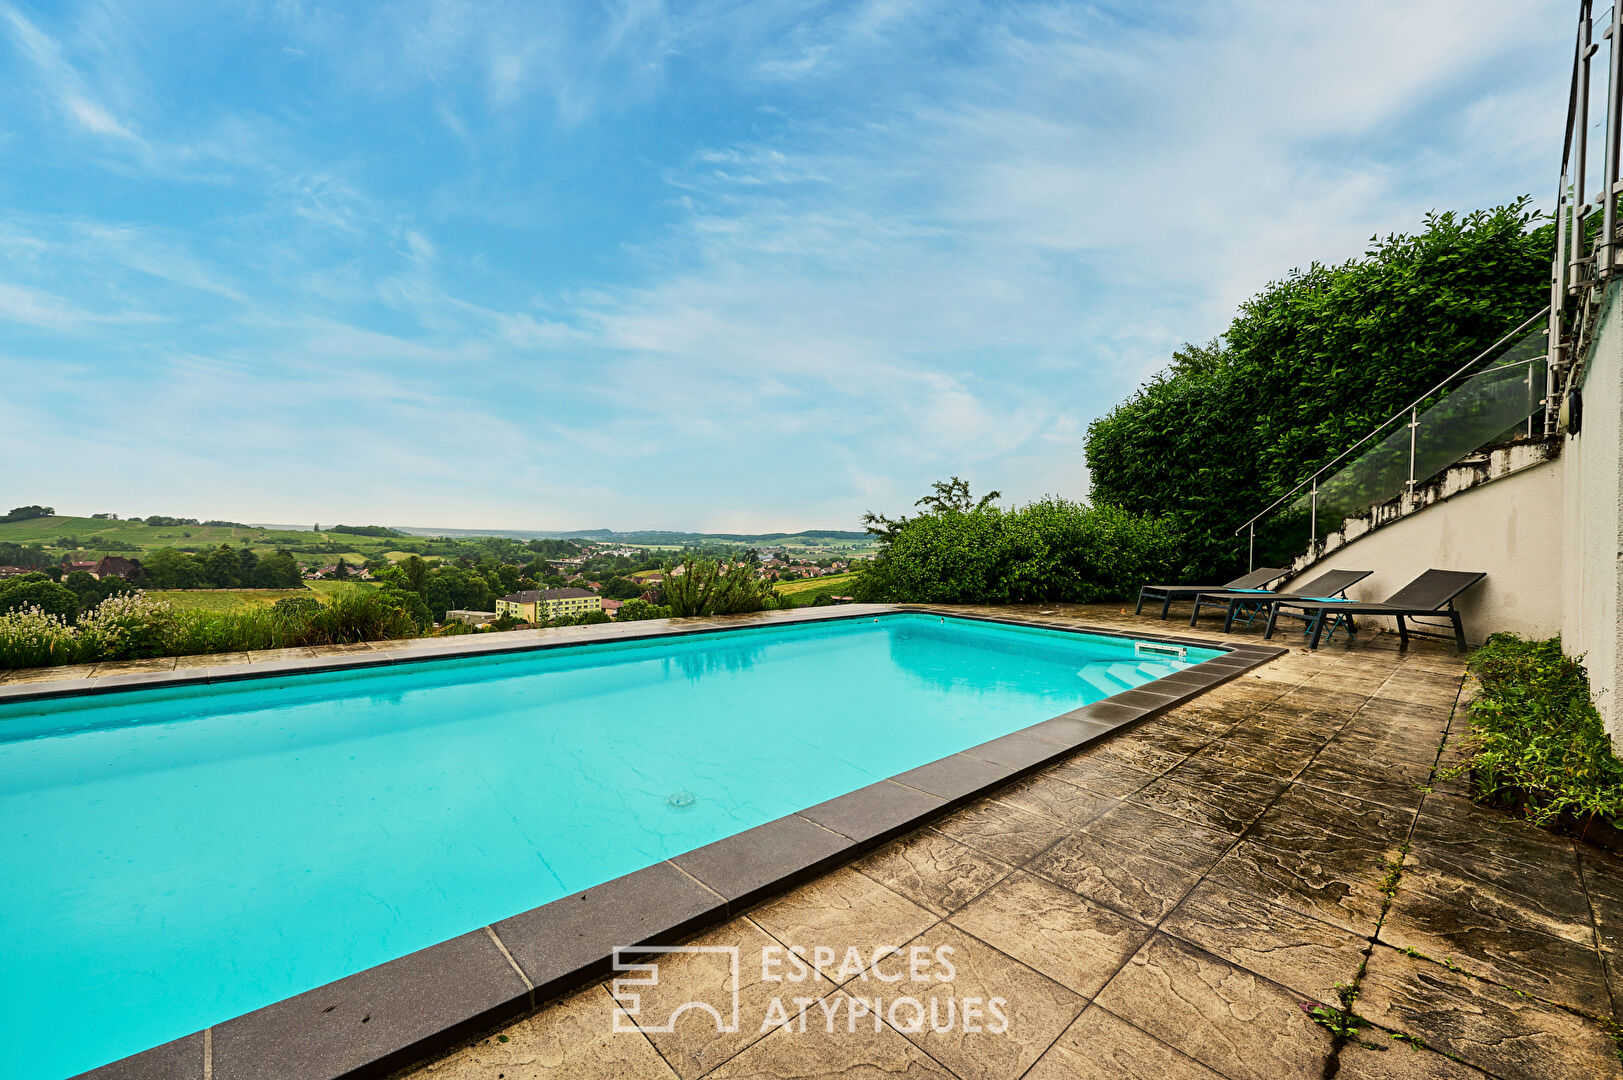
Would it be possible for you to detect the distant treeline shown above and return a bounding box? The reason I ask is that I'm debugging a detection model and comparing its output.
[328,525,406,538]
[143,546,303,590]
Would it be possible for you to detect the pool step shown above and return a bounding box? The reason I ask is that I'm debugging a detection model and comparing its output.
[1080,658,1191,700]
[1077,666,1135,697]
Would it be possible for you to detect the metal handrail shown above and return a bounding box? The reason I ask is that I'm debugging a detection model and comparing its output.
[1232,306,1550,539]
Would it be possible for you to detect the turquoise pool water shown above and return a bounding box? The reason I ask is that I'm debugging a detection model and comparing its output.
[0,613,1217,1078]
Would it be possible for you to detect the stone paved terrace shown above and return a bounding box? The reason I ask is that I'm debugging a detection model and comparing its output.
[405,604,1623,1080]
[7,603,1623,1079]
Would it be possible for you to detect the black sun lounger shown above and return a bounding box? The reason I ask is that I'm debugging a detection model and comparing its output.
[1189,568,1373,632]
[1135,567,1289,620]
[1264,569,1487,652]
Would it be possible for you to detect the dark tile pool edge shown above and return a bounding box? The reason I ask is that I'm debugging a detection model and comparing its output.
[70,611,1283,1080]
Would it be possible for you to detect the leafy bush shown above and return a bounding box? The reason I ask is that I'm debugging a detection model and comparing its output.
[616,598,672,622]
[0,607,79,668]
[1442,634,1623,829]
[1085,200,1554,579]
[854,479,1183,604]
[273,595,323,619]
[0,573,80,623]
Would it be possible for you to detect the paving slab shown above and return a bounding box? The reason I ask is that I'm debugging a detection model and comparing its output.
[1358,945,1623,1080]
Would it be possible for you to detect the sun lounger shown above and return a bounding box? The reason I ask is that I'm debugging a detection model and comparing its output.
[1264,569,1487,652]
[1189,569,1373,632]
[1135,567,1289,620]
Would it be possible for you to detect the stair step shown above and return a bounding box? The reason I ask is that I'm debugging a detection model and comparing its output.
[1078,666,1134,698]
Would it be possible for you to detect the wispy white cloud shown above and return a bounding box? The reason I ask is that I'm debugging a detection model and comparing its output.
[0,1,144,144]
[0,0,1574,529]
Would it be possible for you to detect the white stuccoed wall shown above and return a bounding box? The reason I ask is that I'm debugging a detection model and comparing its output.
[1562,282,1623,737]
[1276,457,1566,646]
[1274,279,1623,740]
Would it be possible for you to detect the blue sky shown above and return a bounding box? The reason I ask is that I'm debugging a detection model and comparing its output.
[0,0,1571,532]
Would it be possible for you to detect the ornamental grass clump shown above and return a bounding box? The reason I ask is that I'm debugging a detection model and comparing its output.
[1443,633,1623,830]
[167,607,289,656]
[0,606,80,669]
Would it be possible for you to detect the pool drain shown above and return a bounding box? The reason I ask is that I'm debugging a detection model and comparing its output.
[667,791,698,809]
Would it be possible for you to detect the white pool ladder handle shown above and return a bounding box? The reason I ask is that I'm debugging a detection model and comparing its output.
[1135,640,1187,662]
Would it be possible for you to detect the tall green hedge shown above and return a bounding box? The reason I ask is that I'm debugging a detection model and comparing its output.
[1084,199,1554,579]
[854,481,1182,604]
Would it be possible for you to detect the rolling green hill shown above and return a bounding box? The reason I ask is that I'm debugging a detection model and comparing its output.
[0,516,410,568]
[0,514,879,568]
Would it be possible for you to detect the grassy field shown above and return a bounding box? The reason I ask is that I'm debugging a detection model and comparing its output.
[304,579,377,599]
[147,580,376,613]
[773,572,858,599]
[146,589,299,613]
[0,515,397,559]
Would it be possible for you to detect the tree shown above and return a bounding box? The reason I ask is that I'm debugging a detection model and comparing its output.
[63,570,133,610]
[403,555,428,594]
[0,505,54,523]
[143,547,206,589]
[204,546,244,589]
[253,551,302,588]
[1085,198,1554,578]
[601,576,645,600]
[862,477,1001,543]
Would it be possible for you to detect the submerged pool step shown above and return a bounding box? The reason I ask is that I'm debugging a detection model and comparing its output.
[1078,665,1138,697]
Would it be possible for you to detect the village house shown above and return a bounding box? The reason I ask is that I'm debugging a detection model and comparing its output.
[600,598,624,619]
[93,556,141,581]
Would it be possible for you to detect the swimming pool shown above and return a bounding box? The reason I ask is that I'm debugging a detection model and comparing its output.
[0,611,1225,1079]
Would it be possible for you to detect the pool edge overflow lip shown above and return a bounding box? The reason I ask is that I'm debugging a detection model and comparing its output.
[63,606,1285,1080]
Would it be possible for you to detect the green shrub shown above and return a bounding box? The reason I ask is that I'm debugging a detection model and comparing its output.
[273,595,323,619]
[0,573,80,623]
[616,598,672,622]
[1443,634,1623,828]
[0,607,79,668]
[854,479,1183,604]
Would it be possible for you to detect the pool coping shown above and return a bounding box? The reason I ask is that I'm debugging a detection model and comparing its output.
[63,605,1285,1080]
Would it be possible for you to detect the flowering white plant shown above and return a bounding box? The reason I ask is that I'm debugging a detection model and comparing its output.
[77,593,176,660]
[0,606,80,668]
